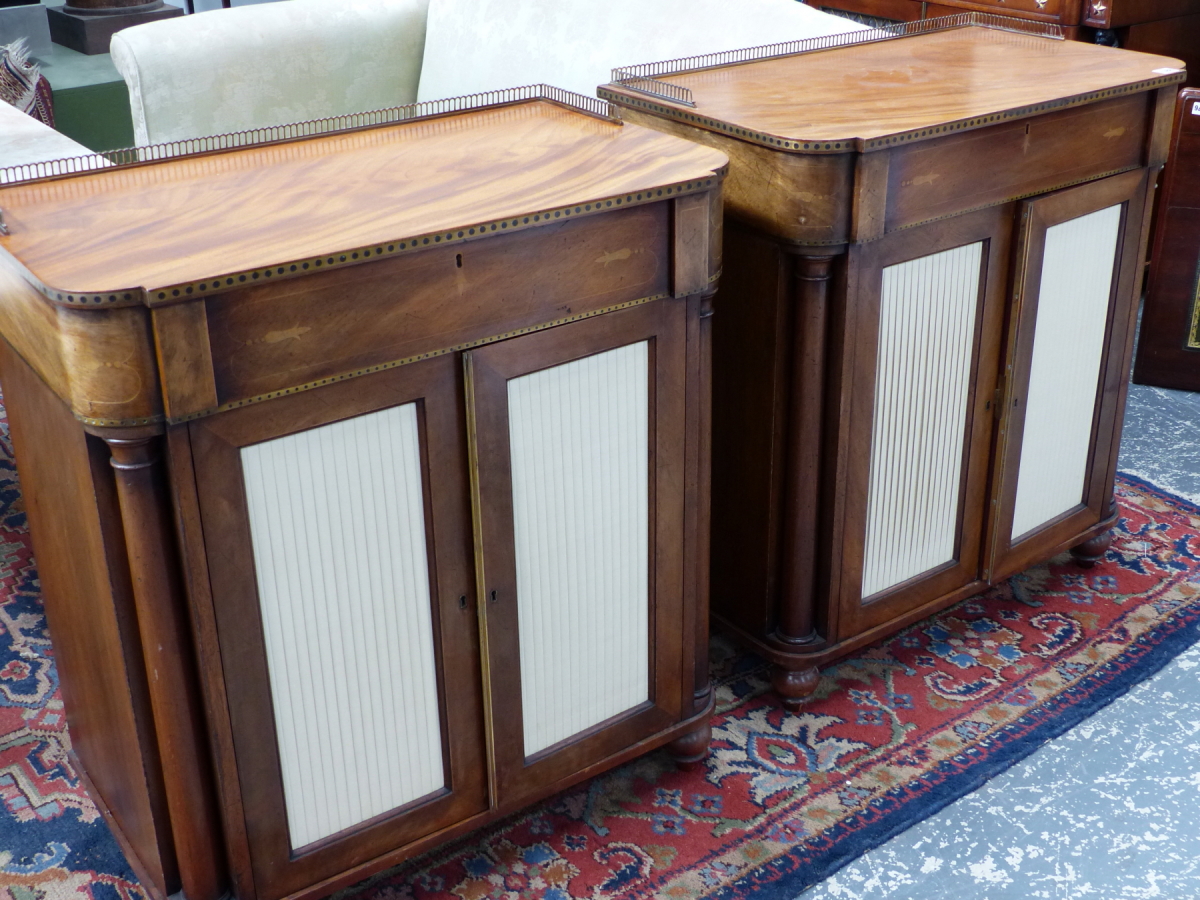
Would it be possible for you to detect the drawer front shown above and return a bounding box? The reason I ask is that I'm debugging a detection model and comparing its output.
[202,204,670,409]
[886,93,1149,232]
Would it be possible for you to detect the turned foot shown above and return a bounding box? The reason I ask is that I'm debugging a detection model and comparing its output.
[1070,530,1112,569]
[771,664,820,711]
[666,721,712,770]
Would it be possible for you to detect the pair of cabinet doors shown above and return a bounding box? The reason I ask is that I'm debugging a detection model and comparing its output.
[188,298,691,898]
[835,171,1148,638]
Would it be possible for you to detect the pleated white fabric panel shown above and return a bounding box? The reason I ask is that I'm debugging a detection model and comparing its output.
[507,342,651,757]
[240,403,444,849]
[1011,204,1122,540]
[861,242,984,599]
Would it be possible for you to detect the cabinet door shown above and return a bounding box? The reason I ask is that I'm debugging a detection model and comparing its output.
[986,170,1149,582]
[834,206,1010,638]
[466,298,688,804]
[189,355,487,899]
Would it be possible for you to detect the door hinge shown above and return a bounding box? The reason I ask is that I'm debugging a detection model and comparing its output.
[0,209,9,236]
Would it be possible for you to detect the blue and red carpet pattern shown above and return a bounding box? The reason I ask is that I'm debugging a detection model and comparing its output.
[0,397,1197,899]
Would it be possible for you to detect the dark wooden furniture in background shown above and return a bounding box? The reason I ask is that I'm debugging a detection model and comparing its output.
[602,17,1181,705]
[0,89,725,900]
[804,0,1200,81]
[47,0,183,55]
[1135,88,1200,391]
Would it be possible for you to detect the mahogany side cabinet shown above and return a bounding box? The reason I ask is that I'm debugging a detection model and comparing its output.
[602,18,1182,704]
[0,89,726,900]
[1134,87,1200,391]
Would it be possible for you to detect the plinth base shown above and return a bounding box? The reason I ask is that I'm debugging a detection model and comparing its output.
[47,2,182,55]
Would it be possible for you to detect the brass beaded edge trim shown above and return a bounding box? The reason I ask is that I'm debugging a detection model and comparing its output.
[600,74,1185,155]
[73,292,671,429]
[145,176,720,306]
[37,174,719,310]
[31,280,145,309]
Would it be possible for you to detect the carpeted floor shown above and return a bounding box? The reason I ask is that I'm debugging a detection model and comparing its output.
[1,392,1198,900]
[795,381,1200,899]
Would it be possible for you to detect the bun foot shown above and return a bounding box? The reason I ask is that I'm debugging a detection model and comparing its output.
[1070,530,1112,569]
[666,721,712,770]
[771,664,819,711]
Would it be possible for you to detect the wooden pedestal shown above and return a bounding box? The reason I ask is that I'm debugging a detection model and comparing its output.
[47,0,182,55]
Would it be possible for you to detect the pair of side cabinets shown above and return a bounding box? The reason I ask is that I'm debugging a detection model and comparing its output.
[0,32,1174,900]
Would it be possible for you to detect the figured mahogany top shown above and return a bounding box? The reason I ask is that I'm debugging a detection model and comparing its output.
[604,26,1184,150]
[0,100,726,303]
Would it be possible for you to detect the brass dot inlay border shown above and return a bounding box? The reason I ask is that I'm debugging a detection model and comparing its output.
[31,171,725,310]
[600,74,1185,155]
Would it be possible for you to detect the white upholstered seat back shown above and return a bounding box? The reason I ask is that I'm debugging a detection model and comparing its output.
[416,0,866,102]
[111,0,431,146]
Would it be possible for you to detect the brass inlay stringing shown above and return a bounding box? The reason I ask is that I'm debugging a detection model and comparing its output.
[601,77,1183,156]
[462,352,499,809]
[74,292,672,429]
[145,176,723,308]
[22,172,724,310]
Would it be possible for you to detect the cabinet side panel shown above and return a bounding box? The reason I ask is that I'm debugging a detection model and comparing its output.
[1011,205,1122,540]
[0,339,170,893]
[862,242,983,597]
[507,342,651,757]
[240,403,445,849]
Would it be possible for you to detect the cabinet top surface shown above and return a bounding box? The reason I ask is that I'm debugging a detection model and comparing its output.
[605,26,1183,149]
[0,99,726,302]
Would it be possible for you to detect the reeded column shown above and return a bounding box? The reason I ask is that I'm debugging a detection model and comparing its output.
[104,431,226,900]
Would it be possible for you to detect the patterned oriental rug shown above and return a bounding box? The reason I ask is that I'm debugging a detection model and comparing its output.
[1,403,1198,900]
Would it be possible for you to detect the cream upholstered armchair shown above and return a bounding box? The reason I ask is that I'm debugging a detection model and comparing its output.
[111,0,864,146]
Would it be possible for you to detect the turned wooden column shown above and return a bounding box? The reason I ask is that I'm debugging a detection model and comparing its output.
[669,290,716,768]
[103,431,226,900]
[771,249,838,708]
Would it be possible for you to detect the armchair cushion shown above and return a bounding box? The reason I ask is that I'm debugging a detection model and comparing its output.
[112,0,430,146]
[416,0,868,102]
